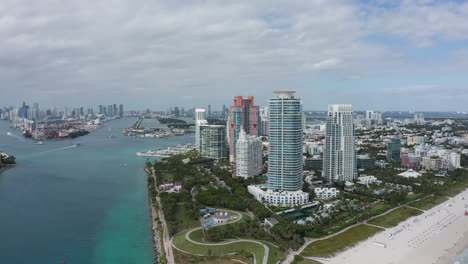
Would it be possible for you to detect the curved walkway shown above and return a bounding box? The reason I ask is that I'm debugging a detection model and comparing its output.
[171,210,269,264]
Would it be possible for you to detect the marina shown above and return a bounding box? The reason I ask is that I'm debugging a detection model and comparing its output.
[136,144,195,158]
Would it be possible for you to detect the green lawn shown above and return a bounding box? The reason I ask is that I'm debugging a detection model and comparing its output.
[174,249,253,264]
[368,207,422,228]
[407,195,448,210]
[173,230,264,264]
[369,203,393,214]
[188,229,205,243]
[440,181,468,197]
[302,224,383,258]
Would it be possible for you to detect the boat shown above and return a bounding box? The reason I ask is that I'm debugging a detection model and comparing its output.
[73,143,81,147]
[136,143,195,157]
[36,141,44,145]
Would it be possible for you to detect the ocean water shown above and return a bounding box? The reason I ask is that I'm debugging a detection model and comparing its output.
[454,249,468,264]
[0,118,193,264]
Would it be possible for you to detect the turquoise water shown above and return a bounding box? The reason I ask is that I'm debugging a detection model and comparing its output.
[0,118,193,264]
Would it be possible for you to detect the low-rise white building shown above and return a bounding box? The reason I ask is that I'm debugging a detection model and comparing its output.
[314,188,340,199]
[357,175,382,185]
[248,185,309,207]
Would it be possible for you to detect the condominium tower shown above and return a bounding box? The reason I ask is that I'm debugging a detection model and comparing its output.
[235,129,262,178]
[248,91,308,206]
[228,96,260,163]
[323,104,357,182]
[195,108,208,150]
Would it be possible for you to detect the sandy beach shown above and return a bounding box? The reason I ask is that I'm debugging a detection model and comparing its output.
[324,189,468,264]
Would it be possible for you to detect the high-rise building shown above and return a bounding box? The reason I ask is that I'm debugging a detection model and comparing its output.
[174,106,180,117]
[365,110,384,125]
[260,107,269,136]
[222,105,226,119]
[323,104,357,182]
[235,129,262,178]
[107,105,113,117]
[387,138,401,161]
[268,91,304,191]
[228,96,260,162]
[113,104,117,117]
[248,91,308,207]
[195,108,208,150]
[199,124,227,159]
[119,104,124,117]
[207,104,212,118]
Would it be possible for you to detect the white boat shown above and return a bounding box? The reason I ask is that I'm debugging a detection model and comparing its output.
[36,141,44,145]
[136,143,195,157]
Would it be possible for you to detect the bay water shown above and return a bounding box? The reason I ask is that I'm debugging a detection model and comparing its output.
[0,118,193,264]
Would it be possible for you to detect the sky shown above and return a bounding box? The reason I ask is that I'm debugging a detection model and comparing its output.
[1,0,468,111]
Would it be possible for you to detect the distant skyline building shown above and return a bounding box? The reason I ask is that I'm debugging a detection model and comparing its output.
[228,96,260,163]
[260,107,269,136]
[235,129,262,178]
[119,104,124,117]
[323,104,357,182]
[248,91,308,207]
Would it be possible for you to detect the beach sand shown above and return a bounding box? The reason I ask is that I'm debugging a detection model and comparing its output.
[325,189,468,264]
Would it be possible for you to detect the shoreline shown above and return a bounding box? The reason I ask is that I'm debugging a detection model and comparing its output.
[146,166,162,264]
[438,229,468,264]
[0,164,16,174]
[324,188,468,264]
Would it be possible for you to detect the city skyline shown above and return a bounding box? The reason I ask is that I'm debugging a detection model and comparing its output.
[1,1,468,111]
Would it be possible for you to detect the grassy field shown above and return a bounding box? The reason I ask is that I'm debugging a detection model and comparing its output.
[407,195,448,210]
[440,180,468,197]
[302,224,383,258]
[173,230,264,264]
[174,249,252,264]
[368,207,422,228]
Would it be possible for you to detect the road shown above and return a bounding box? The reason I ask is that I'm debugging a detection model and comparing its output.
[172,210,269,264]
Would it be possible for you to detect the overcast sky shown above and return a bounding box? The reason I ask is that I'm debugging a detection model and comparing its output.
[1,0,468,111]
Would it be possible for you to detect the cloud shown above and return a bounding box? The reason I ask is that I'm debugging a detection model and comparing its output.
[0,0,467,110]
[306,58,343,71]
[365,0,468,46]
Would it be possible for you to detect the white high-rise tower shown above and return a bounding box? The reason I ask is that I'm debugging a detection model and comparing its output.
[195,108,208,150]
[323,104,357,182]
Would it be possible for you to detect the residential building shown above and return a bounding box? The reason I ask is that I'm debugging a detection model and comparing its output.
[449,152,461,168]
[248,186,309,206]
[235,129,263,178]
[357,175,381,185]
[248,91,309,207]
[314,188,340,199]
[228,96,260,162]
[199,124,227,160]
[323,104,357,182]
[195,108,208,150]
[422,157,446,170]
[268,91,304,192]
[387,138,401,161]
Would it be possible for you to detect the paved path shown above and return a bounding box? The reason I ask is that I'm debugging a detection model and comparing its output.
[151,168,175,264]
[172,210,269,264]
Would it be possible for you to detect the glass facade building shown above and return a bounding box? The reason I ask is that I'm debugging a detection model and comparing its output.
[268,91,303,192]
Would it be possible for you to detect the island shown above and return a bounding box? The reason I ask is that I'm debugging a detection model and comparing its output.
[124,116,192,138]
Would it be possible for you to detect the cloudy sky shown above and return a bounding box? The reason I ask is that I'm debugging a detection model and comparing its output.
[1,0,468,111]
